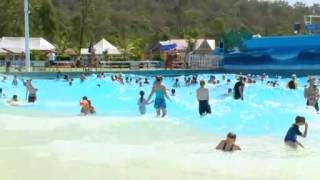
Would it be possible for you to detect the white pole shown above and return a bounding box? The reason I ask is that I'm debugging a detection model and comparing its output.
[24,0,31,72]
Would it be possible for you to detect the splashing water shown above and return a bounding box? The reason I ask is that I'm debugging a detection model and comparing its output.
[0,74,319,180]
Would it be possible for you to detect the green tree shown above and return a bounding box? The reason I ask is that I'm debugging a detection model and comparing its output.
[79,0,94,48]
[37,0,57,40]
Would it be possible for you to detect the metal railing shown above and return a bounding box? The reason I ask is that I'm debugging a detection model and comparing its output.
[187,54,224,69]
[0,58,224,73]
[0,60,164,72]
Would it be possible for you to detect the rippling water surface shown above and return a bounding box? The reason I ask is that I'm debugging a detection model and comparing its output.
[0,74,319,180]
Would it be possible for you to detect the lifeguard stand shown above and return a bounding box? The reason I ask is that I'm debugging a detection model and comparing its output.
[304,15,320,34]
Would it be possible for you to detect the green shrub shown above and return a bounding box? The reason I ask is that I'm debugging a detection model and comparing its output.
[31,51,48,61]
[56,55,71,61]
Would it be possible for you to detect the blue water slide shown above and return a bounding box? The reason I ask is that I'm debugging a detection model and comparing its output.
[224,35,320,65]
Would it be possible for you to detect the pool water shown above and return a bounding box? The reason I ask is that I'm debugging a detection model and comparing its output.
[0,74,320,180]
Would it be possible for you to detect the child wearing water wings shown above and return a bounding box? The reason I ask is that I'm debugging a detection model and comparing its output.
[284,116,308,149]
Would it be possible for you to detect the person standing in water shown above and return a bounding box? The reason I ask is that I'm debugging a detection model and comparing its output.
[287,74,298,90]
[171,89,176,96]
[12,75,18,87]
[0,88,6,98]
[197,80,211,116]
[80,73,86,83]
[304,77,319,112]
[216,132,241,152]
[234,76,245,100]
[80,96,96,115]
[137,91,152,115]
[147,76,171,117]
[25,80,38,103]
[173,78,181,88]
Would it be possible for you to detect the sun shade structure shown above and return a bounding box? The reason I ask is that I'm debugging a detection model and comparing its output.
[0,37,55,53]
[154,39,215,53]
[159,41,177,52]
[0,39,7,53]
[81,38,121,55]
[192,39,216,54]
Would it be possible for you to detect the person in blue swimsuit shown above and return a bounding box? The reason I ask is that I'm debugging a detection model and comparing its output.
[284,116,308,149]
[147,76,171,117]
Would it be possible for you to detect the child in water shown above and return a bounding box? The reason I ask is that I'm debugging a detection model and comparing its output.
[171,89,176,96]
[7,95,19,106]
[284,116,308,149]
[137,91,152,115]
[216,132,241,152]
[80,96,96,115]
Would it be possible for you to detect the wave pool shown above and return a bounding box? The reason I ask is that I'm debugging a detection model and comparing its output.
[0,73,319,180]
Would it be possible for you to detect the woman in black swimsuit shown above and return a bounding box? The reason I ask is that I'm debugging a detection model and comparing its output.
[216,132,241,152]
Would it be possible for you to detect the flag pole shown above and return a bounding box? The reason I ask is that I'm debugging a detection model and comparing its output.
[24,0,31,72]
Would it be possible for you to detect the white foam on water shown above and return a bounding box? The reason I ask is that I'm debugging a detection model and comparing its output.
[0,113,320,180]
[1,74,320,179]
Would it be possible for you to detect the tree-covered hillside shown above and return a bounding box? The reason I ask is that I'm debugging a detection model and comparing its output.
[0,0,319,55]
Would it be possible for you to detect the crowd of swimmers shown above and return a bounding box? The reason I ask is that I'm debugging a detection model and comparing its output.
[0,72,318,151]
[0,75,38,106]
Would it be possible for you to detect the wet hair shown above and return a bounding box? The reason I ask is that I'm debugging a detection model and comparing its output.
[310,77,316,85]
[295,116,306,124]
[171,89,176,95]
[12,95,18,101]
[200,80,205,86]
[82,96,88,100]
[0,88,2,93]
[156,76,163,82]
[227,132,237,139]
[292,74,297,79]
[243,77,247,82]
[139,91,145,103]
[175,78,179,82]
[227,79,231,83]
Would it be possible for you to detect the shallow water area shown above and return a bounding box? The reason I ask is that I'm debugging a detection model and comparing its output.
[0,74,320,180]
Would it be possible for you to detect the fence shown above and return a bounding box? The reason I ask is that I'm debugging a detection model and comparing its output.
[0,60,164,72]
[0,57,224,72]
[187,54,224,69]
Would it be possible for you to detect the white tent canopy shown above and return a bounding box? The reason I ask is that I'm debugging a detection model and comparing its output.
[80,48,90,55]
[81,38,121,55]
[0,37,55,54]
[0,39,7,53]
[194,39,215,51]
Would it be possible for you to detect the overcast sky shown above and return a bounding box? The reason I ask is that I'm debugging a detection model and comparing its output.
[266,0,320,5]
